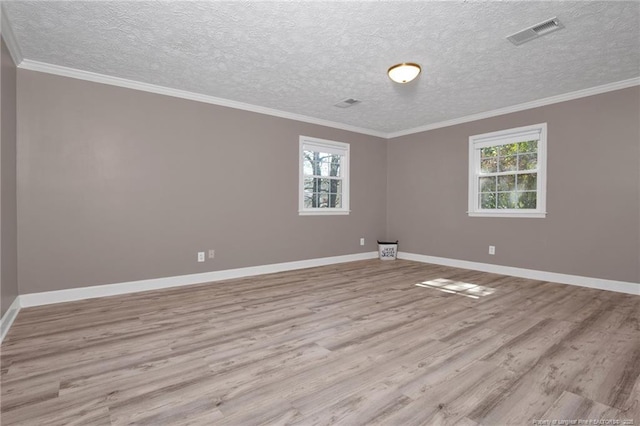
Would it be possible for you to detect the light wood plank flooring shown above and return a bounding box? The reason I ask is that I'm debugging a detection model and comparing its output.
[1,259,639,425]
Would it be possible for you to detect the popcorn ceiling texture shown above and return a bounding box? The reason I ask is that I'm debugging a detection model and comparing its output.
[4,1,639,133]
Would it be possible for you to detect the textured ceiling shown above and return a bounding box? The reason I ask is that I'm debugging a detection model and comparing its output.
[3,1,640,134]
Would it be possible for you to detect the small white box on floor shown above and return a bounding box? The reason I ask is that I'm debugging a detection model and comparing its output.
[377,241,398,260]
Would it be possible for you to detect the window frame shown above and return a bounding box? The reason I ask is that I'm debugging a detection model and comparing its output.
[299,136,350,216]
[468,123,547,218]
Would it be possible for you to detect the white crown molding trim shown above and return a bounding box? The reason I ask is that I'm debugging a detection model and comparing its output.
[397,252,640,296]
[14,58,639,141]
[387,77,640,139]
[0,6,24,66]
[10,58,639,140]
[19,251,378,308]
[0,296,21,344]
[17,59,388,139]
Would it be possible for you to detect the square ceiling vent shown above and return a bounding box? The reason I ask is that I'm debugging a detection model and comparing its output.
[334,98,361,108]
[507,17,565,46]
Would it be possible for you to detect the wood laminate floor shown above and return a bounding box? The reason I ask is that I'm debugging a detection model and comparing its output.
[1,259,639,425]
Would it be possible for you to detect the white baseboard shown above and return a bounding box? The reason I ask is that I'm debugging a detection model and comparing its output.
[397,252,640,296]
[1,296,21,344]
[19,252,379,308]
[8,250,637,342]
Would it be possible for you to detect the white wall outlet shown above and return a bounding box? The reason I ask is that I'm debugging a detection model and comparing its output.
[208,249,215,259]
[197,252,205,262]
[489,245,496,255]
[360,238,365,246]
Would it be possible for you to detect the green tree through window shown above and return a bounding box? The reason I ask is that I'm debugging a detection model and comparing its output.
[469,124,547,218]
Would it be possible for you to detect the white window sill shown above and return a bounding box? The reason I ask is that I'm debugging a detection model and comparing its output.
[299,210,351,216]
[468,211,547,218]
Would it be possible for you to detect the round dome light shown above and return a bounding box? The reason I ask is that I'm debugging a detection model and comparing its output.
[387,63,422,83]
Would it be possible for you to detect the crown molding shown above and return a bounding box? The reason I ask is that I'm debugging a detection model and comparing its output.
[387,77,640,139]
[14,58,639,140]
[0,5,24,66]
[18,59,388,139]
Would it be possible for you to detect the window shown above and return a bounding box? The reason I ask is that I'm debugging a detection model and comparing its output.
[468,123,547,218]
[299,136,350,215]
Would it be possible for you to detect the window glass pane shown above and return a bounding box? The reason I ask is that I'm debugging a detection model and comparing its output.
[498,143,518,156]
[481,147,498,158]
[305,192,324,208]
[480,193,496,209]
[517,191,537,208]
[497,192,516,209]
[517,173,537,191]
[327,155,342,177]
[311,192,342,208]
[303,191,314,208]
[303,151,320,176]
[480,158,497,173]
[498,155,517,172]
[328,179,342,195]
[317,193,328,208]
[518,153,537,171]
[328,193,342,208]
[303,151,343,177]
[303,177,314,191]
[304,178,326,194]
[317,178,342,192]
[303,160,314,176]
[517,140,537,153]
[318,158,330,176]
[304,180,342,208]
[479,176,496,192]
[497,175,516,191]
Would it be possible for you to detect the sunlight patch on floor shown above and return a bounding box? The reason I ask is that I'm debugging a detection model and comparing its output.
[415,278,496,299]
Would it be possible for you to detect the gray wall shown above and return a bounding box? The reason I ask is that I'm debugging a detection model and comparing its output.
[14,69,640,295]
[17,70,388,294]
[1,36,18,316]
[387,87,640,284]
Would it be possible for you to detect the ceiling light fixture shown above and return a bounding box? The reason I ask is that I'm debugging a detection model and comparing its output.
[387,63,421,83]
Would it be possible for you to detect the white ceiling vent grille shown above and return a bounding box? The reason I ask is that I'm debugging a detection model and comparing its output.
[334,98,361,108]
[507,17,564,46]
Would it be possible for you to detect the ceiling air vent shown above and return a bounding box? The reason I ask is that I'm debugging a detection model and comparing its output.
[507,17,564,46]
[334,98,361,108]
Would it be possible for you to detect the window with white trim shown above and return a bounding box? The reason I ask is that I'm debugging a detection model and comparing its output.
[468,123,547,218]
[299,136,350,215]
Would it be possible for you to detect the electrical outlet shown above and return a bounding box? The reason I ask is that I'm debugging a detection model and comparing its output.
[208,249,215,259]
[197,252,205,262]
[489,245,496,255]
[360,238,365,246]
